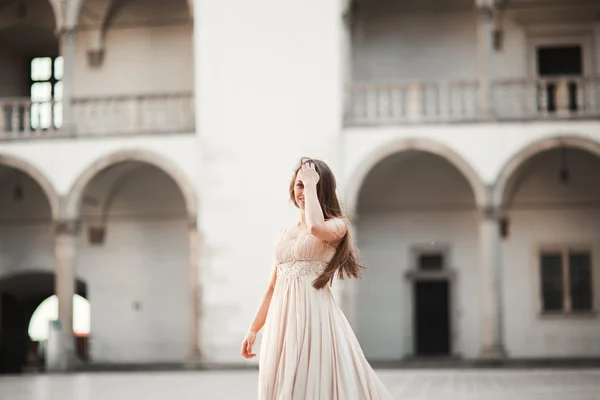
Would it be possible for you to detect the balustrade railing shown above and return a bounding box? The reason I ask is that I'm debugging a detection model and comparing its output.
[72,92,194,136]
[346,81,479,125]
[346,76,600,125]
[0,98,62,137]
[0,92,194,139]
[492,76,600,119]
[2,79,599,139]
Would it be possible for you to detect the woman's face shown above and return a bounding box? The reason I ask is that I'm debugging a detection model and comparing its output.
[294,173,305,210]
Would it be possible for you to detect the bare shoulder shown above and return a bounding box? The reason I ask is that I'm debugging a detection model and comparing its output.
[276,224,297,242]
[276,227,287,242]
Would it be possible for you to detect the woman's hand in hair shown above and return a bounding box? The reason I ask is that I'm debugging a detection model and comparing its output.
[299,161,320,186]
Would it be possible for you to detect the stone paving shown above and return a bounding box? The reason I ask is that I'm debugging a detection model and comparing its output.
[0,369,599,399]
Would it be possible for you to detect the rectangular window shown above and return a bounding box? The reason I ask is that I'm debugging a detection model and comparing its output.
[30,56,63,130]
[537,46,583,76]
[541,253,563,311]
[569,252,592,311]
[418,253,444,271]
[540,248,594,314]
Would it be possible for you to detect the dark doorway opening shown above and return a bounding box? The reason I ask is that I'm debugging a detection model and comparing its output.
[414,280,450,356]
[0,272,87,374]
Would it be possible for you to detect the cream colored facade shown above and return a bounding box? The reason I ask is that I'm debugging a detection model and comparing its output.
[0,0,600,372]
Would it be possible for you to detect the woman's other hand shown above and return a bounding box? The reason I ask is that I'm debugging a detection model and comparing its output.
[241,331,257,359]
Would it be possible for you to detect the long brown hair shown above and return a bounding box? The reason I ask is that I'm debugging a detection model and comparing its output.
[289,157,364,289]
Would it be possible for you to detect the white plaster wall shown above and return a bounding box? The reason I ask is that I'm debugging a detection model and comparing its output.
[357,211,480,360]
[502,148,600,357]
[73,25,193,96]
[77,166,189,362]
[354,152,480,360]
[74,0,193,96]
[352,12,478,82]
[503,209,600,357]
[492,16,528,79]
[194,0,344,362]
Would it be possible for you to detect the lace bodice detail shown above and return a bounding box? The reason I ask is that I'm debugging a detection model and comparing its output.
[275,233,336,279]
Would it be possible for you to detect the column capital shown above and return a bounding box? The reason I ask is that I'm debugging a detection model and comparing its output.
[54,219,81,236]
[55,26,77,40]
[478,205,503,221]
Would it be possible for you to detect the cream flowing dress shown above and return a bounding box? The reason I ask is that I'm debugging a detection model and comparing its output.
[258,229,393,400]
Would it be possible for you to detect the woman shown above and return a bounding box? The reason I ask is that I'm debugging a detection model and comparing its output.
[241,157,393,400]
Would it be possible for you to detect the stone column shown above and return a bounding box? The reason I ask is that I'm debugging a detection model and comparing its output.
[475,0,495,118]
[50,219,80,372]
[478,206,506,359]
[59,29,77,134]
[188,216,201,360]
[341,0,354,122]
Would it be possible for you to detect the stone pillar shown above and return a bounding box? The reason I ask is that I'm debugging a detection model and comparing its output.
[341,0,353,121]
[50,219,80,372]
[59,29,77,134]
[475,0,494,118]
[188,216,201,360]
[195,0,346,360]
[478,206,506,359]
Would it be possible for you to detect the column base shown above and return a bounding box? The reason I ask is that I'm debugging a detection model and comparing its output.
[184,351,203,369]
[479,345,507,362]
[46,352,80,373]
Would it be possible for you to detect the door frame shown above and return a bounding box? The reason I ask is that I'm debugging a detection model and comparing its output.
[405,244,458,358]
[526,31,595,78]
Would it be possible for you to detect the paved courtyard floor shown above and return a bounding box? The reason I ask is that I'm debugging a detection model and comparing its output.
[0,368,599,399]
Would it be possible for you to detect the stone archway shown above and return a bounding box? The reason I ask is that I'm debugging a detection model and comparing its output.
[65,149,197,220]
[492,134,600,358]
[0,154,65,372]
[345,138,488,220]
[64,149,200,364]
[0,154,59,220]
[343,138,488,360]
[493,135,600,208]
